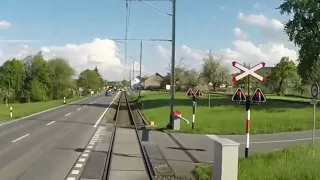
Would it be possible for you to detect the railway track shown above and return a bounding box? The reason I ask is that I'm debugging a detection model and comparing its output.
[102,91,154,180]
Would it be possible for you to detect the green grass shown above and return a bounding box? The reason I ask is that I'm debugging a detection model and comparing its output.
[133,91,320,134]
[194,143,320,180]
[0,96,89,122]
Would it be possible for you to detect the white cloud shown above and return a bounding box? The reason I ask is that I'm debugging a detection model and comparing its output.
[238,12,283,30]
[220,6,226,10]
[0,38,124,80]
[181,45,208,60]
[233,28,248,40]
[0,21,11,29]
[220,41,297,71]
[41,38,123,80]
[156,41,297,73]
[238,12,288,42]
[156,45,171,60]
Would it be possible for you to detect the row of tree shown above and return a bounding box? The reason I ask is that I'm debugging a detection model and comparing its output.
[160,51,307,96]
[0,52,105,103]
[160,52,232,91]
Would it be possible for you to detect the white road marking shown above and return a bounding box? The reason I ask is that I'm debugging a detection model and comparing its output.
[46,121,55,125]
[77,108,81,111]
[65,113,71,116]
[206,134,320,145]
[239,136,320,144]
[75,164,83,168]
[89,142,94,145]
[12,134,30,143]
[82,153,89,157]
[0,94,101,128]
[93,92,120,127]
[66,177,76,180]
[84,150,90,153]
[87,146,93,149]
[79,158,86,162]
[71,170,79,175]
[84,105,87,107]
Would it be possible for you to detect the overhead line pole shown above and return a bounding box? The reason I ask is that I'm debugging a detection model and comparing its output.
[169,0,176,128]
[139,41,143,99]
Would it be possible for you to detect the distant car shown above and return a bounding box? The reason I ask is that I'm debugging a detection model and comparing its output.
[105,89,113,96]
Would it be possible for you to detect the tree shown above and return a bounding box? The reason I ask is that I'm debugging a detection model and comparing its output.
[306,60,320,84]
[166,57,188,90]
[182,69,199,88]
[121,80,129,87]
[77,69,102,91]
[269,57,297,95]
[48,58,75,99]
[93,66,104,87]
[277,0,319,81]
[0,59,25,101]
[200,51,230,91]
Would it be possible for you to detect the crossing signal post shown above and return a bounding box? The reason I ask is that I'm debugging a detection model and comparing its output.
[231,61,267,158]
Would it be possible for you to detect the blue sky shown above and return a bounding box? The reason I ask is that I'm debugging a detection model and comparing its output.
[0,0,297,80]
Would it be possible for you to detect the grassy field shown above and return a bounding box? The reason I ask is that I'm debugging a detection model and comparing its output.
[133,91,320,134]
[0,95,90,122]
[194,143,320,180]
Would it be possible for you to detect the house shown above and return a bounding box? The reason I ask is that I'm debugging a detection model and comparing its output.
[131,76,145,90]
[131,73,163,90]
[142,73,163,89]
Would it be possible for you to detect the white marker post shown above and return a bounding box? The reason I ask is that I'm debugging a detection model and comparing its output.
[10,107,12,118]
[208,82,213,107]
[192,95,196,129]
[64,97,66,104]
[311,83,319,145]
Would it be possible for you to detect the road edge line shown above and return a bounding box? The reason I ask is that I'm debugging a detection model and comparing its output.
[93,92,120,128]
[0,93,103,127]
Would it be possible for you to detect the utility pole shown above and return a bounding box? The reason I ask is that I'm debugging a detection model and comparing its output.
[132,62,134,90]
[168,0,176,128]
[139,41,143,99]
[129,68,132,90]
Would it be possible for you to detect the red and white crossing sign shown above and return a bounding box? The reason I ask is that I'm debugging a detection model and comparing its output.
[232,61,267,82]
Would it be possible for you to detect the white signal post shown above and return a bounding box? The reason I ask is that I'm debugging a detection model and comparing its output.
[232,61,267,158]
[311,83,319,145]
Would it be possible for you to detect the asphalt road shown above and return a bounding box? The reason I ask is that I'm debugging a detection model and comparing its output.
[0,93,116,180]
[208,129,320,156]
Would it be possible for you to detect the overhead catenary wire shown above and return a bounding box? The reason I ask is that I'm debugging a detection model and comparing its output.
[137,0,171,16]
